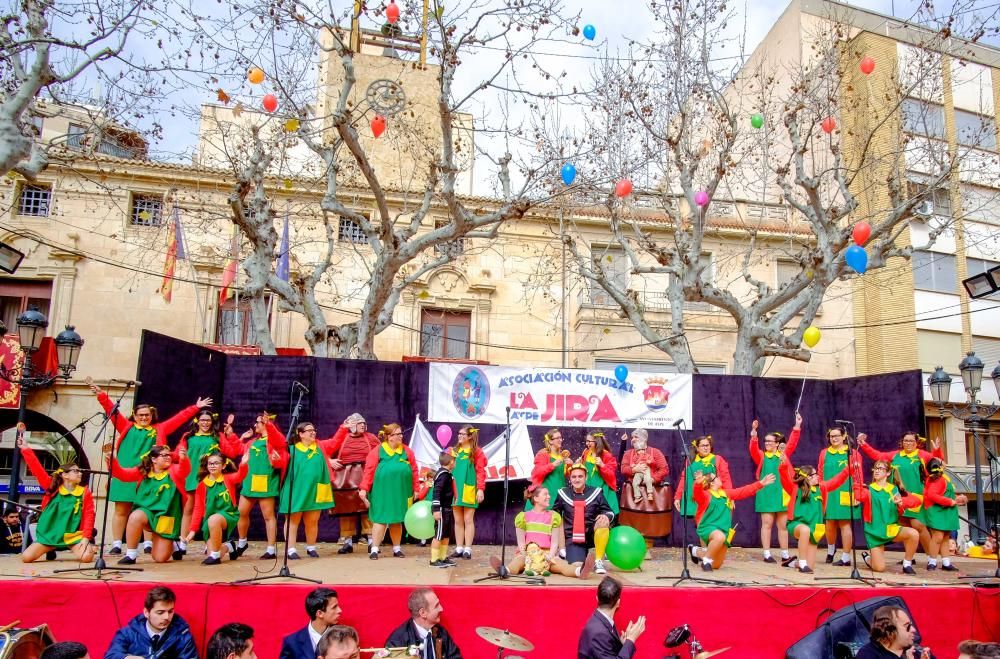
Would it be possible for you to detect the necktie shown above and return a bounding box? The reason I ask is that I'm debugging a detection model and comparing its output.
[151,634,162,653]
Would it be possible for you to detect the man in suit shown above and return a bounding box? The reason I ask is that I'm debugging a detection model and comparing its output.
[279,588,342,659]
[384,588,461,659]
[104,586,198,659]
[577,577,645,659]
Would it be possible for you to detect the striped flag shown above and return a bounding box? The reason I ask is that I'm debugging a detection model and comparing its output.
[276,210,290,282]
[219,225,239,305]
[159,207,185,302]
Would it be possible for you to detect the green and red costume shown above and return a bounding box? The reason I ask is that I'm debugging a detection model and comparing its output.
[274,439,337,515]
[749,427,801,513]
[676,452,732,517]
[582,448,620,515]
[175,429,242,493]
[924,475,962,532]
[111,458,190,540]
[241,421,287,499]
[189,462,249,538]
[529,448,568,511]
[20,446,95,549]
[361,442,419,525]
[450,445,487,509]
[780,462,851,545]
[818,446,858,520]
[859,443,944,524]
[692,479,764,547]
[852,479,920,548]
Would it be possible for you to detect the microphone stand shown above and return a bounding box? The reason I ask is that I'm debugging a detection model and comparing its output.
[658,420,741,586]
[235,381,318,584]
[476,406,544,585]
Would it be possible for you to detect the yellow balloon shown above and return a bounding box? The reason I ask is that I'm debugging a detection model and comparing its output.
[803,326,821,348]
[247,68,265,84]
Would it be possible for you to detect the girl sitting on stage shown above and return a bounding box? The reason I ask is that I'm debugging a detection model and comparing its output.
[779,456,857,573]
[273,421,336,559]
[490,484,578,577]
[923,457,968,572]
[818,427,860,567]
[449,425,487,560]
[185,452,249,565]
[360,423,419,560]
[109,444,189,564]
[16,437,95,564]
[853,460,921,574]
[676,435,732,520]
[749,413,802,565]
[174,410,242,557]
[689,469,774,572]
[234,413,287,560]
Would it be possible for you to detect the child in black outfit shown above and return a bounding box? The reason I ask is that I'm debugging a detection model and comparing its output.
[430,452,456,568]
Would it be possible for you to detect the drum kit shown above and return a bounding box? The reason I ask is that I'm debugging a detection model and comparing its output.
[0,621,55,659]
[475,627,534,659]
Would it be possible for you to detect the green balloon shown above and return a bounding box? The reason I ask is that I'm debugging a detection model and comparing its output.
[751,113,764,129]
[605,525,646,571]
[404,500,436,540]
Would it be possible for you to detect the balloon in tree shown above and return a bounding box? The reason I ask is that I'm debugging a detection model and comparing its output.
[859,56,875,75]
[371,115,387,138]
[386,0,400,24]
[694,190,710,207]
[750,113,764,129]
[614,364,628,382]
[851,221,871,246]
[845,245,868,274]
[582,24,596,40]
[436,424,452,448]
[803,326,821,348]
[606,526,645,570]
[561,163,577,185]
[615,179,633,198]
[404,500,435,540]
[247,68,265,85]
[821,117,837,134]
[262,93,278,113]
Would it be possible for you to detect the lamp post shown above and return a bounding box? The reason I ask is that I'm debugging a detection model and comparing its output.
[927,353,1000,542]
[0,305,84,502]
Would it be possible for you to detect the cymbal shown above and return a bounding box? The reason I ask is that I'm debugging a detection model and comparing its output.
[694,647,731,659]
[475,627,534,651]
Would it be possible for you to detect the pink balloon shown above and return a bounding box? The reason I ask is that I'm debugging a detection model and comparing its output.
[436,425,453,447]
[694,190,710,207]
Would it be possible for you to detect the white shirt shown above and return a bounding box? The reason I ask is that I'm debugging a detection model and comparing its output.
[308,623,323,650]
[412,621,434,659]
[597,609,616,630]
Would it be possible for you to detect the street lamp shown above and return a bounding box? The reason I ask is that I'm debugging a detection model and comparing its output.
[928,353,1000,545]
[0,306,84,502]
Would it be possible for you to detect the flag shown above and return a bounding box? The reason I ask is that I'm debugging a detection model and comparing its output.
[219,225,239,305]
[276,211,289,281]
[159,207,185,302]
[409,416,533,482]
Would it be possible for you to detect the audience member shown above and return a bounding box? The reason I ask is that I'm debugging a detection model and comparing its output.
[0,504,22,554]
[206,623,256,659]
[958,641,1000,659]
[316,626,360,659]
[280,588,342,659]
[855,606,929,659]
[41,642,90,659]
[384,588,461,659]
[577,576,645,659]
[104,586,198,659]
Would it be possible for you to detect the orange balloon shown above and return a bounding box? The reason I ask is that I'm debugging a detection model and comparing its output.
[247,68,265,85]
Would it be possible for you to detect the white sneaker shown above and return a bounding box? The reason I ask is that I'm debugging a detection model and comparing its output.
[558,548,566,559]
[594,559,607,574]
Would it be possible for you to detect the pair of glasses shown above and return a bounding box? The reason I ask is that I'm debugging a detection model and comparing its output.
[301,428,316,433]
[391,431,403,437]
[65,468,82,473]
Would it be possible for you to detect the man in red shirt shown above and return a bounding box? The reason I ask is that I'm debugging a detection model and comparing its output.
[326,413,379,553]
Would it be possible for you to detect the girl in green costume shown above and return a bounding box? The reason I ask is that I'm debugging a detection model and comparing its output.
[17,437,95,564]
[274,421,336,559]
[359,423,418,560]
[449,425,487,560]
[818,427,859,567]
[185,452,249,565]
[581,431,619,515]
[109,444,190,564]
[675,435,731,518]
[234,413,287,560]
[923,457,968,572]
[749,413,802,565]
[690,469,773,571]
[853,460,920,574]
[779,457,856,574]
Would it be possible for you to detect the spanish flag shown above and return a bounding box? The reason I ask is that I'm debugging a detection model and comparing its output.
[219,225,239,305]
[159,207,186,303]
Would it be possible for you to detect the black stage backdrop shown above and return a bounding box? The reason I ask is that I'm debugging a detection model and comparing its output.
[136,330,925,546]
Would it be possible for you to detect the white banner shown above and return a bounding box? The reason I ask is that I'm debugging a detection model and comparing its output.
[428,364,693,429]
[410,416,534,481]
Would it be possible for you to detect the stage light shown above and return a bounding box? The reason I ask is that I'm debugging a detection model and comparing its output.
[0,241,25,274]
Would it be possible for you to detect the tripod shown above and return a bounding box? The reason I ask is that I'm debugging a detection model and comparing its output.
[658,420,742,586]
[235,381,318,584]
[476,407,544,585]
[816,420,875,586]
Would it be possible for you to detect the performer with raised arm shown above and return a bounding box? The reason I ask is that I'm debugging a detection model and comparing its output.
[448,425,487,560]
[273,421,336,559]
[233,413,287,559]
[582,431,620,515]
[359,423,419,560]
[16,436,95,564]
[749,413,802,565]
[923,457,968,572]
[325,413,379,554]
[87,376,208,556]
[818,427,860,567]
[675,435,731,519]
[185,451,249,565]
[689,468,774,571]
[852,459,921,574]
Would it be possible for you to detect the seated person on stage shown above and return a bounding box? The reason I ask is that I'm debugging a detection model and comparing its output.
[280,587,342,659]
[104,586,198,659]
[489,484,573,577]
[958,641,1000,659]
[577,576,645,659]
[206,623,256,659]
[317,626,361,659]
[41,642,90,659]
[855,605,929,659]
[384,588,461,659]
[550,463,614,578]
[0,504,23,554]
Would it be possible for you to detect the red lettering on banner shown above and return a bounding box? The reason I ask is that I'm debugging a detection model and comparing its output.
[486,465,517,480]
[565,395,590,421]
[510,392,537,410]
[541,394,559,422]
[590,395,621,423]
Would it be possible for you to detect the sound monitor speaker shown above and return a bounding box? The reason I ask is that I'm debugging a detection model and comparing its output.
[785,596,919,659]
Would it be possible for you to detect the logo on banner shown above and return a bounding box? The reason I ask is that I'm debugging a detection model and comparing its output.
[452,366,490,419]
[642,377,670,411]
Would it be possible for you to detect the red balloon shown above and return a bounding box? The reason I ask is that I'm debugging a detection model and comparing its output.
[615,179,633,198]
[821,116,837,134]
[371,115,386,138]
[859,56,875,75]
[386,0,400,24]
[262,93,278,113]
[852,221,872,246]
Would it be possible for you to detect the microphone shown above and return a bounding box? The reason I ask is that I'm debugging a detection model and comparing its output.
[110,378,142,386]
[672,419,684,428]
[292,381,309,393]
[506,406,511,413]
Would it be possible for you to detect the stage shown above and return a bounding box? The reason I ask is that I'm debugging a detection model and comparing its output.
[2,545,998,657]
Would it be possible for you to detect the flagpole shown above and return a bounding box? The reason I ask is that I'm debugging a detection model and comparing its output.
[174,206,208,343]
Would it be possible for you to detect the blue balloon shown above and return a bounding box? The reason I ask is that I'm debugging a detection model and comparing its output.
[845,244,868,274]
[561,163,577,185]
[614,364,628,382]
[583,24,596,41]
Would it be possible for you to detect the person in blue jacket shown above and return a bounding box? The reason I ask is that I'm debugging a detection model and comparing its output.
[104,586,198,659]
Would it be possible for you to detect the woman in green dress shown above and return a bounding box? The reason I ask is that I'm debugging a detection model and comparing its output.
[581,431,620,515]
[359,423,419,560]
[923,457,968,572]
[234,413,287,560]
[274,421,336,559]
[16,436,95,564]
[185,451,249,565]
[109,444,190,564]
[675,435,731,519]
[779,455,856,574]
[749,413,802,565]
[690,469,773,571]
[852,460,920,574]
[449,425,487,560]
[818,426,859,567]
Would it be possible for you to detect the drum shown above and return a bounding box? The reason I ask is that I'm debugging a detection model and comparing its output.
[0,624,54,659]
[329,463,366,514]
[619,481,673,538]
